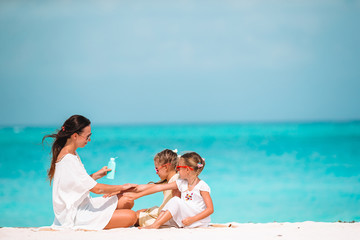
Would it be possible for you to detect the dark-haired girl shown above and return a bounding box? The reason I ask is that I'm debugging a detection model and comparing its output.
[43,115,137,230]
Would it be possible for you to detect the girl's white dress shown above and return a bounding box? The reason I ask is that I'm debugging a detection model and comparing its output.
[162,179,211,228]
[51,154,118,230]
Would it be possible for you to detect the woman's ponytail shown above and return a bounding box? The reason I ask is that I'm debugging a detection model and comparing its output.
[42,115,90,184]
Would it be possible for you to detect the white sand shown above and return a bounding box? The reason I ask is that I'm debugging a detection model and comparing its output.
[1,222,359,240]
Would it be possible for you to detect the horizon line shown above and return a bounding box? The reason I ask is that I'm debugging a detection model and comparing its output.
[1,119,359,128]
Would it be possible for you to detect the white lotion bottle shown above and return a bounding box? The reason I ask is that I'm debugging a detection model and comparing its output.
[106,157,116,179]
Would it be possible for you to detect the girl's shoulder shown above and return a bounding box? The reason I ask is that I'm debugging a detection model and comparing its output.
[198,179,208,185]
[197,180,211,193]
[176,178,187,185]
[168,173,179,183]
[175,179,188,190]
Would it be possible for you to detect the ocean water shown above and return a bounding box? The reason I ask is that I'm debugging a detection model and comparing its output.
[0,122,360,227]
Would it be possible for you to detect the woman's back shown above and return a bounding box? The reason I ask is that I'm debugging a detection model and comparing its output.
[52,154,97,228]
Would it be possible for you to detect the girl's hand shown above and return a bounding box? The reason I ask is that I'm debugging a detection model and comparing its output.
[182,217,195,226]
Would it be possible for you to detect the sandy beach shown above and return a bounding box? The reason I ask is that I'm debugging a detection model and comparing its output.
[1,222,359,240]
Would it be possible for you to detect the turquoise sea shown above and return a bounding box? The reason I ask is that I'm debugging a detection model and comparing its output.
[0,122,360,227]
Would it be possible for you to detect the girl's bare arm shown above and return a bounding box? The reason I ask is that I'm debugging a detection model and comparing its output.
[132,184,156,192]
[124,181,178,200]
[102,183,157,197]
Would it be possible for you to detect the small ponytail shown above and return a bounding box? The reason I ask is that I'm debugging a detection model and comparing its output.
[180,152,205,175]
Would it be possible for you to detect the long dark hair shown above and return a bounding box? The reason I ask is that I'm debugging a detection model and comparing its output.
[42,115,91,184]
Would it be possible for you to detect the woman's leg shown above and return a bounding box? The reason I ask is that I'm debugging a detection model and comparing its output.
[116,193,134,209]
[104,209,137,229]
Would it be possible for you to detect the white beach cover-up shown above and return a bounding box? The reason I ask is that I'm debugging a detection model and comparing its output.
[162,179,211,228]
[51,154,118,230]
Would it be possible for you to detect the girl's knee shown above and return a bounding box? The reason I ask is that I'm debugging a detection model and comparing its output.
[166,197,182,215]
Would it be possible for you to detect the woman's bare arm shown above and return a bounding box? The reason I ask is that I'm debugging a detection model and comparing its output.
[90,166,111,180]
[90,183,137,195]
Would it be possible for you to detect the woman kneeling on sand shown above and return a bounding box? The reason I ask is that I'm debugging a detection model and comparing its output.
[43,115,137,230]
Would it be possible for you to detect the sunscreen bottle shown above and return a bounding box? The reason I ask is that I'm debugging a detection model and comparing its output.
[107,157,116,179]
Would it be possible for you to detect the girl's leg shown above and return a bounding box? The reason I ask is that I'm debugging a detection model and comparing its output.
[140,210,173,229]
[116,193,134,209]
[104,209,137,229]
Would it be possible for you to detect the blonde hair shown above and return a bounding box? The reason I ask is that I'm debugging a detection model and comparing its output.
[150,149,179,184]
[154,149,179,170]
[180,152,205,176]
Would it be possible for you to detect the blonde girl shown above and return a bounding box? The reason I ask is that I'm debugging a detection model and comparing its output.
[135,149,180,227]
[124,152,214,229]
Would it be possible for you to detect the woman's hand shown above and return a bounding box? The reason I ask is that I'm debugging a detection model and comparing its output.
[122,183,137,191]
[123,192,139,201]
[91,166,111,180]
[104,184,153,198]
[103,191,121,198]
[182,216,196,226]
[102,183,137,198]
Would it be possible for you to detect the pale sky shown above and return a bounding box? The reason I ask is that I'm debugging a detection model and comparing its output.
[0,0,359,125]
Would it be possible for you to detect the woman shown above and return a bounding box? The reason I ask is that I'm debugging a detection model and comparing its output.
[43,115,137,230]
